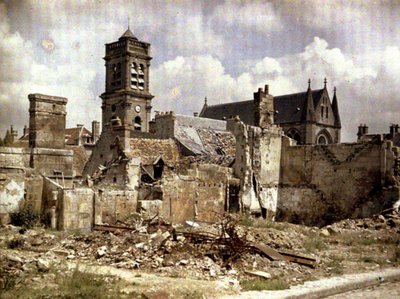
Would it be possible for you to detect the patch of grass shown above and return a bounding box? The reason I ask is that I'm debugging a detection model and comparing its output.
[336,231,400,247]
[0,269,22,292]
[180,289,205,299]
[304,237,327,253]
[169,271,181,278]
[0,268,123,299]
[238,215,294,231]
[240,277,289,291]
[391,247,400,263]
[326,255,344,274]
[239,214,255,227]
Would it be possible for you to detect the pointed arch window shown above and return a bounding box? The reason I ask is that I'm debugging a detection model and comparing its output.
[286,128,302,144]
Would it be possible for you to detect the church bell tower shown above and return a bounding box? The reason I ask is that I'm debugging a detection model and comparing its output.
[101,27,153,132]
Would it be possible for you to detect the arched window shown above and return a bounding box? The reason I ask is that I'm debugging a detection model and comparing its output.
[111,104,116,112]
[286,128,302,144]
[316,130,333,144]
[317,135,328,144]
[134,116,142,131]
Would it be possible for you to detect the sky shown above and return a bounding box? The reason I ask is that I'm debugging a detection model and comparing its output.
[0,0,399,142]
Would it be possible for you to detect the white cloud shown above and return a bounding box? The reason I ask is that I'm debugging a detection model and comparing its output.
[0,2,100,137]
[152,36,400,142]
[164,14,226,58]
[212,0,282,32]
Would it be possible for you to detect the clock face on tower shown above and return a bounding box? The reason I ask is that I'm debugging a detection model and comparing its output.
[135,105,141,113]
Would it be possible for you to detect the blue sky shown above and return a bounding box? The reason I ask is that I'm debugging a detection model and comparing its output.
[0,0,399,141]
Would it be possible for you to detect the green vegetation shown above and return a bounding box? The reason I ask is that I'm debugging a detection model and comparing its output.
[391,247,400,263]
[303,237,327,253]
[325,255,344,274]
[240,277,289,291]
[9,205,39,229]
[238,214,293,230]
[0,268,123,299]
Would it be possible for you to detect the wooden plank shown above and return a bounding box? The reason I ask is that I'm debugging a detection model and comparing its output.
[278,251,318,267]
[93,224,136,232]
[248,242,287,261]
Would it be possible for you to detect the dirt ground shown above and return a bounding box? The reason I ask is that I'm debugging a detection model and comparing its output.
[0,212,399,298]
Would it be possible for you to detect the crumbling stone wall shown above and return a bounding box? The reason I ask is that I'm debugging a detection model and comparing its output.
[160,164,232,223]
[0,169,25,224]
[58,188,94,232]
[227,117,283,218]
[278,136,399,225]
[0,166,43,224]
[96,190,137,225]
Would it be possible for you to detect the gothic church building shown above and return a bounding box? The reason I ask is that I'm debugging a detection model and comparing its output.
[200,79,341,145]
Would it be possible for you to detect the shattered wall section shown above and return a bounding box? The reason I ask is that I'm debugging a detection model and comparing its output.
[278,137,399,226]
[58,188,94,232]
[96,190,137,225]
[227,117,283,218]
[159,164,232,223]
[0,169,25,224]
[0,165,43,224]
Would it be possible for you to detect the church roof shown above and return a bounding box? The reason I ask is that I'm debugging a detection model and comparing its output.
[120,28,138,40]
[200,89,325,125]
[201,100,256,125]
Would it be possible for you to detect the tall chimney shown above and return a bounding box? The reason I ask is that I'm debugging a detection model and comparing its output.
[10,125,17,143]
[23,125,29,136]
[92,120,100,143]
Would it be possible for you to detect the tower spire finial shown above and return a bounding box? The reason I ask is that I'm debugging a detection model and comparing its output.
[324,77,327,88]
[205,96,208,105]
[308,78,311,90]
[128,16,130,30]
[334,86,336,94]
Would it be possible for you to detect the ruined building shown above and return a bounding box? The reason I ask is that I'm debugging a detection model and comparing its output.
[1,28,400,231]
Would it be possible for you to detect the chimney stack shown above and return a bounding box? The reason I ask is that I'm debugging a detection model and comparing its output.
[357,124,368,140]
[92,120,100,143]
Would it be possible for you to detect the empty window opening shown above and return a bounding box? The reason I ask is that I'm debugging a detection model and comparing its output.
[215,147,225,155]
[154,159,165,179]
[287,129,301,144]
[111,104,116,112]
[317,135,328,145]
[113,177,117,183]
[134,116,142,131]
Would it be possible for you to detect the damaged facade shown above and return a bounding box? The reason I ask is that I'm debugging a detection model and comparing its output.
[1,28,400,230]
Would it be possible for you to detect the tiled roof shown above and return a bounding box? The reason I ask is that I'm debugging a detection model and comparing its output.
[174,125,236,157]
[65,127,92,145]
[125,138,180,165]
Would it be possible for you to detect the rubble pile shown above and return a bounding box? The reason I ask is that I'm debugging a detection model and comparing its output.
[327,207,400,231]
[0,214,318,285]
